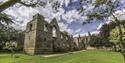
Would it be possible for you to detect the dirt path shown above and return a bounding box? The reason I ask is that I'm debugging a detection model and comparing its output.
[41,50,86,58]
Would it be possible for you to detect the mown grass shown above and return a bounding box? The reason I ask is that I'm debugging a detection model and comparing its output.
[0,50,124,63]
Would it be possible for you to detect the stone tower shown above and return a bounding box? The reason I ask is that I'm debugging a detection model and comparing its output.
[24,14,53,55]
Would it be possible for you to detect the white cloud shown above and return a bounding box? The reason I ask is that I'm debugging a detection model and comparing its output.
[36,1,65,22]
[73,30,99,37]
[2,0,117,37]
[36,4,54,21]
[3,3,38,30]
[64,0,70,7]
[0,0,8,3]
[62,10,83,24]
[58,22,68,31]
[75,28,81,33]
[97,23,104,30]
[109,9,125,21]
[73,33,88,37]
[91,31,100,34]
[67,29,73,35]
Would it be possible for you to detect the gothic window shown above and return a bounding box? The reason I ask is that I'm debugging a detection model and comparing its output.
[66,36,68,40]
[44,24,48,32]
[29,24,32,31]
[52,26,57,37]
[61,34,63,39]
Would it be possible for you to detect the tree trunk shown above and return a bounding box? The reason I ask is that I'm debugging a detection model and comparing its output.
[10,49,14,58]
[0,0,20,12]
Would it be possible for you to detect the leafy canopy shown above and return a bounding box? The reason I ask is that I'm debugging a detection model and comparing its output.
[109,25,125,44]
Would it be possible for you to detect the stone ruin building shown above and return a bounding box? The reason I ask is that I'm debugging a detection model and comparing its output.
[24,14,74,55]
[73,34,92,50]
[24,14,87,55]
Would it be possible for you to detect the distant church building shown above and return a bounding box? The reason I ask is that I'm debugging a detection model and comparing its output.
[24,14,81,55]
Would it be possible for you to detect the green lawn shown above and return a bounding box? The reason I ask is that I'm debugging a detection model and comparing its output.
[0,50,124,63]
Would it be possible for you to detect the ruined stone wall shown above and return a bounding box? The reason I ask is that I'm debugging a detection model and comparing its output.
[24,18,37,55]
[24,14,84,55]
[35,14,53,54]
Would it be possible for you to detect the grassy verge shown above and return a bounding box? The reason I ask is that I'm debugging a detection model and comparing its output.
[0,50,124,63]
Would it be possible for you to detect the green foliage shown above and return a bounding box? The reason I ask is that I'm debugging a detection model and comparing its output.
[94,0,116,8]
[89,35,102,47]
[109,25,125,44]
[89,35,109,48]
[0,29,7,49]
[5,42,17,58]
[0,13,13,25]
[85,0,123,21]
[0,29,7,42]
[87,13,106,21]
[5,42,17,50]
[0,26,24,50]
[89,34,114,48]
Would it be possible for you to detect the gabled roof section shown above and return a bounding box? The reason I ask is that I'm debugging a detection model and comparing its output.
[50,18,58,24]
[33,13,45,21]
[50,18,60,30]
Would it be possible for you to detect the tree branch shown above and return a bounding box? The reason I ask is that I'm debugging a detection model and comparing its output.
[18,0,40,7]
[111,12,120,23]
[0,0,20,12]
[0,0,40,12]
[111,12,124,50]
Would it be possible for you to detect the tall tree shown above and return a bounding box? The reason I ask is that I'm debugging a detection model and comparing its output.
[109,24,125,53]
[80,0,125,59]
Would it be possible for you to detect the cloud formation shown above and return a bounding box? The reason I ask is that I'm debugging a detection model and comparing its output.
[2,0,125,37]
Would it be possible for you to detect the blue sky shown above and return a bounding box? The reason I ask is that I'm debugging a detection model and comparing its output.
[1,0,125,37]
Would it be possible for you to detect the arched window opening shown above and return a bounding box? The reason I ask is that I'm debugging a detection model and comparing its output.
[52,26,57,37]
[66,36,68,40]
[61,34,63,39]
[29,24,32,31]
[44,25,48,32]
